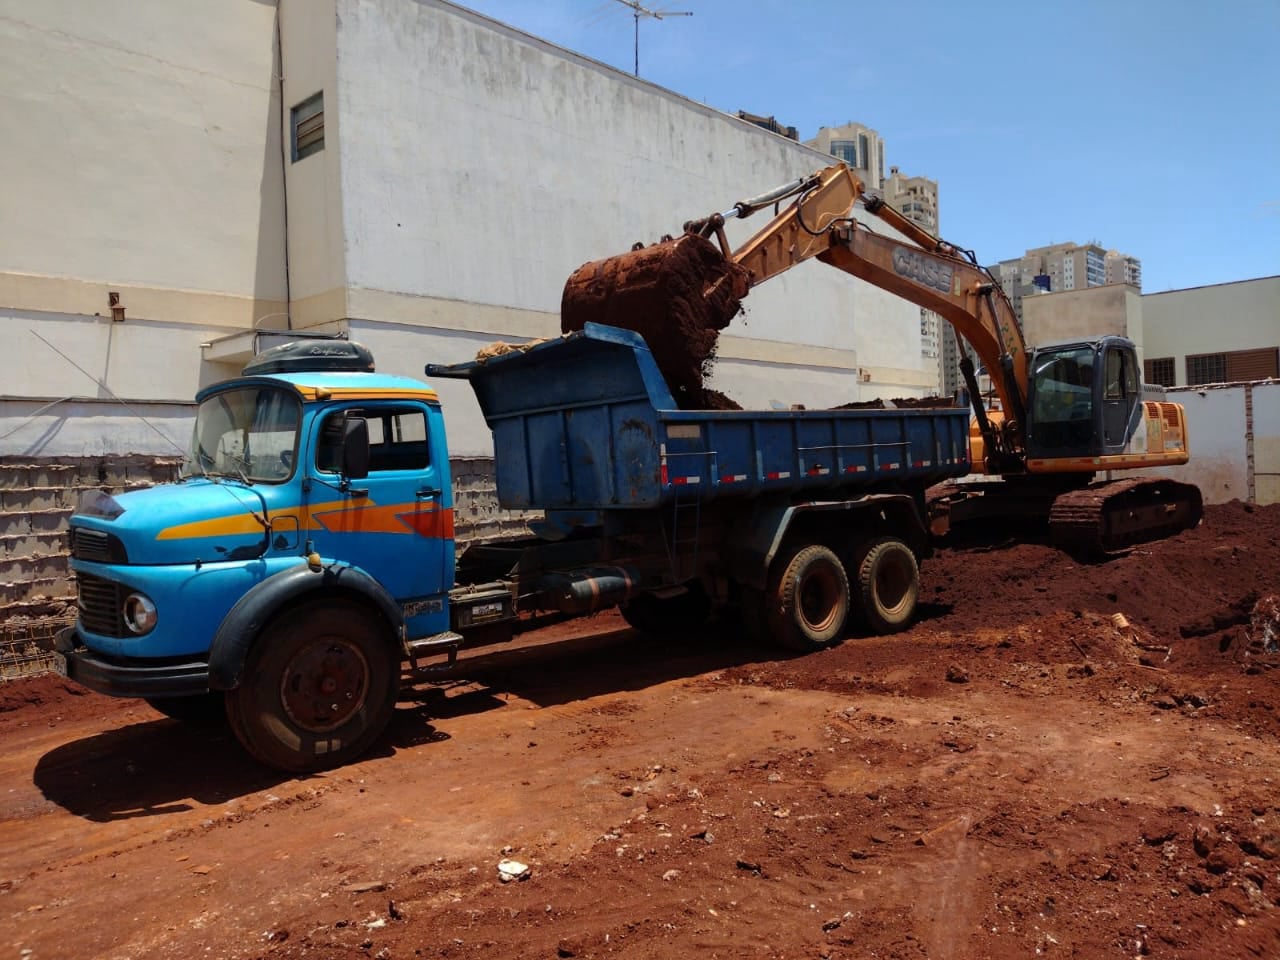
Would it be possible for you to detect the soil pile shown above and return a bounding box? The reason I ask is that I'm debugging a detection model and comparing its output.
[561,234,748,409]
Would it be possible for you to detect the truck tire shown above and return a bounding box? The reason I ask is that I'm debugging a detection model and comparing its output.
[225,602,399,773]
[145,693,226,726]
[767,544,850,652]
[618,586,711,636]
[853,537,919,635]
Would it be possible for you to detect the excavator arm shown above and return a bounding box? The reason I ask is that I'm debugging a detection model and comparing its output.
[707,163,1029,461]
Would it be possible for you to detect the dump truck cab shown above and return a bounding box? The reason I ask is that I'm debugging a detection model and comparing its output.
[58,341,456,731]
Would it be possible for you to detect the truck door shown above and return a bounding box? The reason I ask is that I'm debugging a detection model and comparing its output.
[1100,344,1140,454]
[308,403,451,638]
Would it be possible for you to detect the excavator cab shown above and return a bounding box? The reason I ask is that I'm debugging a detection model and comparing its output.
[1025,336,1141,459]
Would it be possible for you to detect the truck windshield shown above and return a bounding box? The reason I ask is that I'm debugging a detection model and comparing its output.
[183,386,301,483]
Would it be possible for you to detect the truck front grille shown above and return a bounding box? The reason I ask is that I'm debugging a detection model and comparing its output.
[69,526,128,563]
[77,572,127,638]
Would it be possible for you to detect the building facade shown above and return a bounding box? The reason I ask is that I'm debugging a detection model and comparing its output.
[990,241,1142,332]
[882,166,938,233]
[882,166,948,397]
[804,122,886,192]
[1,0,940,463]
[1142,276,1279,387]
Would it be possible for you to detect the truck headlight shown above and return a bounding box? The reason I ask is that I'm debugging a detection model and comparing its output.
[123,593,158,635]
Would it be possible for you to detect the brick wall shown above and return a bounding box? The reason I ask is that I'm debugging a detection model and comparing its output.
[0,455,182,623]
[450,457,538,547]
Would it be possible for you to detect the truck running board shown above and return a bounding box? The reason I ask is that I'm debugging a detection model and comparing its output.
[405,630,464,670]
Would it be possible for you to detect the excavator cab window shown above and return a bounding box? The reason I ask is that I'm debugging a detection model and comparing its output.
[1027,345,1096,456]
[1100,343,1141,450]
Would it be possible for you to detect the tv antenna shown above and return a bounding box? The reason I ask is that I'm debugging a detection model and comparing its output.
[610,0,692,77]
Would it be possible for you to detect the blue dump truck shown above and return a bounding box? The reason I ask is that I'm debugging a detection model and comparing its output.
[52,324,970,771]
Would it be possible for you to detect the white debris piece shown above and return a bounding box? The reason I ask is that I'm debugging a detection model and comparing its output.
[497,859,531,883]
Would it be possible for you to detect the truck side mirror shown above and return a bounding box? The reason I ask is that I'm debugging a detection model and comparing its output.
[342,417,370,479]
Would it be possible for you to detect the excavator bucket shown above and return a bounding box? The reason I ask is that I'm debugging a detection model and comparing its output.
[560,233,749,408]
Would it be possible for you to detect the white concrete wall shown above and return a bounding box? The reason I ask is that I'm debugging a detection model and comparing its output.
[330,0,931,412]
[0,0,287,448]
[1254,381,1280,505]
[1144,277,1280,385]
[0,0,287,317]
[1,398,193,459]
[1148,382,1280,506]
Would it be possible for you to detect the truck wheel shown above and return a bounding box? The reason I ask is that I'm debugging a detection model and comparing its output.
[767,544,850,652]
[145,693,226,726]
[853,537,919,635]
[619,586,711,635]
[225,602,399,772]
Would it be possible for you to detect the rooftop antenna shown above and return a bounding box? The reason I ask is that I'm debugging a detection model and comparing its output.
[611,0,692,77]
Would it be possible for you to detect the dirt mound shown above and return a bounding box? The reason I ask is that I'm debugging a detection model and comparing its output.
[926,500,1280,638]
[561,234,748,409]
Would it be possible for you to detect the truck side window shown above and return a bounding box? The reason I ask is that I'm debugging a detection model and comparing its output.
[315,414,347,473]
[367,408,430,472]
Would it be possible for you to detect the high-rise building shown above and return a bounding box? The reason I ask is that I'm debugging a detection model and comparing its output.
[1105,250,1142,288]
[882,166,955,396]
[804,122,886,190]
[989,242,1140,331]
[882,166,938,233]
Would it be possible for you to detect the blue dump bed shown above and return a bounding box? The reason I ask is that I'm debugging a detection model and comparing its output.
[428,324,971,511]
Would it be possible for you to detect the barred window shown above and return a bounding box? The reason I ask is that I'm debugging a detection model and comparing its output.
[1143,357,1175,387]
[1186,353,1227,386]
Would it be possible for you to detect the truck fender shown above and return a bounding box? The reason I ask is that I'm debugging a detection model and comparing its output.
[207,562,404,690]
[723,495,928,591]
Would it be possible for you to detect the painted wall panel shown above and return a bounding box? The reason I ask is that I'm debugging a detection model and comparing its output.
[1150,387,1249,504]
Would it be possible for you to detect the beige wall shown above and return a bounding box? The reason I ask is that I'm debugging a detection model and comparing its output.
[1021,284,1144,355]
[0,0,289,450]
[1143,276,1280,385]
[0,0,287,326]
[279,0,346,324]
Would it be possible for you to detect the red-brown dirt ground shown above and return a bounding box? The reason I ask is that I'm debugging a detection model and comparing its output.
[1,502,1278,959]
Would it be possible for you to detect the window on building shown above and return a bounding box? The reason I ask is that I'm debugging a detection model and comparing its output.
[829,139,856,166]
[1143,357,1175,387]
[291,92,324,162]
[1183,348,1279,386]
[858,134,869,170]
[1186,353,1228,386]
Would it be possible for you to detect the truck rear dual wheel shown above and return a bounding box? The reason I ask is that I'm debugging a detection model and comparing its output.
[767,544,851,652]
[225,602,399,773]
[850,537,919,635]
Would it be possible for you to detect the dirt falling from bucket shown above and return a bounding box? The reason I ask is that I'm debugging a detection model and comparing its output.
[561,233,748,410]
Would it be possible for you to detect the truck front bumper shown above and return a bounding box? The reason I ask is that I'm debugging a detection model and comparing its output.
[52,626,211,698]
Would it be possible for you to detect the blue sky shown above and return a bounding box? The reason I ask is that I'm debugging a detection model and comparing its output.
[458,0,1278,292]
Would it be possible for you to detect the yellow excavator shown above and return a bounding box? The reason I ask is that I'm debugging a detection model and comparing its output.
[564,163,1203,553]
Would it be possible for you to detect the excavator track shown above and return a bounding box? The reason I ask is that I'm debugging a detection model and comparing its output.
[1049,477,1204,555]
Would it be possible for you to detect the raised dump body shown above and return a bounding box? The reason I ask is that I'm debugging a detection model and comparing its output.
[428,323,972,510]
